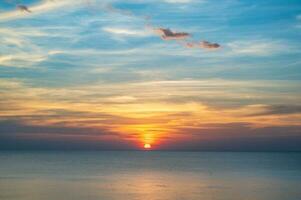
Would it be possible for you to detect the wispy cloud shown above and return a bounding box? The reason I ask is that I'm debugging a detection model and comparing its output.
[163,0,193,3]
[246,105,301,117]
[0,53,47,67]
[227,40,297,56]
[0,0,81,21]
[103,27,151,37]
[186,41,221,49]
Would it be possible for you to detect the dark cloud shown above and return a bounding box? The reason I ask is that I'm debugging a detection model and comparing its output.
[16,5,32,13]
[157,123,301,151]
[186,41,221,49]
[0,120,111,137]
[2,0,32,13]
[154,28,190,40]
[0,135,136,151]
[248,105,301,116]
[1,120,301,151]
[0,120,136,150]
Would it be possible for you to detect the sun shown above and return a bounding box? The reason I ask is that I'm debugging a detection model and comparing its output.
[144,144,151,149]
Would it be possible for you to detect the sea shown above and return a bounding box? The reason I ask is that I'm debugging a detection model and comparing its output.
[0,151,300,200]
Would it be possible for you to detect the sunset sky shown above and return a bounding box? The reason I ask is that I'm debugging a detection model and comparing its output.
[0,0,301,151]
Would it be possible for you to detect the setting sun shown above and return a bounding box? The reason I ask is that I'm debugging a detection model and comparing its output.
[144,144,151,149]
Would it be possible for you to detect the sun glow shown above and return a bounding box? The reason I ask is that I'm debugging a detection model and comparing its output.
[144,144,151,149]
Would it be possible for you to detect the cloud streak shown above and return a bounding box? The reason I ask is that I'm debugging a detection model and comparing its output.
[0,0,81,21]
[103,27,151,37]
[246,105,301,116]
[227,40,297,56]
[154,28,190,40]
[186,40,221,49]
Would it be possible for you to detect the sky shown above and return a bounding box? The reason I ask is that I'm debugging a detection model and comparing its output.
[0,0,301,151]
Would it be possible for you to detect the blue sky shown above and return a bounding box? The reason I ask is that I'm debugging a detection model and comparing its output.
[0,0,301,150]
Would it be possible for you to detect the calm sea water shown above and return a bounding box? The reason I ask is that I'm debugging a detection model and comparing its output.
[0,151,300,200]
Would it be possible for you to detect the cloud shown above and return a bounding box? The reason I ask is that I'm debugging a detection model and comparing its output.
[0,25,80,68]
[152,27,220,50]
[16,5,32,13]
[154,28,190,40]
[0,53,47,67]
[103,27,151,37]
[1,78,301,150]
[0,55,13,64]
[0,0,80,21]
[86,1,142,18]
[0,119,108,137]
[103,3,134,17]
[227,40,297,56]
[0,26,59,67]
[186,41,221,49]
[0,119,137,150]
[164,0,193,3]
[1,119,301,151]
[88,2,214,50]
[247,105,301,116]
[159,123,301,151]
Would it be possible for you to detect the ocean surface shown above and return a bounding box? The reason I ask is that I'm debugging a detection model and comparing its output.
[0,151,300,200]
